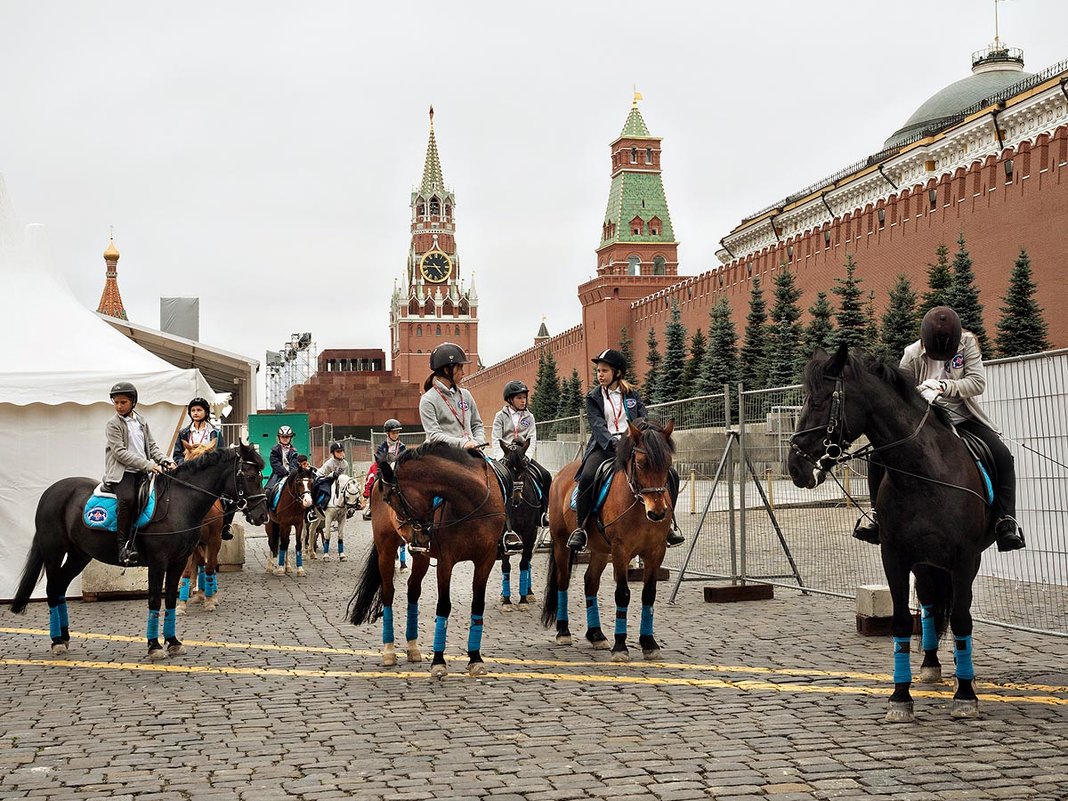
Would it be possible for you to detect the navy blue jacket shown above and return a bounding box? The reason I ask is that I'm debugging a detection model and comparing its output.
[583,385,647,459]
[269,444,301,478]
[172,424,219,465]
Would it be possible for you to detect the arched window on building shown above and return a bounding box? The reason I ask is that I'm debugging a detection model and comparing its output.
[442,297,454,316]
[430,197,441,216]
[649,216,661,236]
[630,148,637,164]
[435,325,442,336]
[409,298,420,315]
[627,255,640,276]
[417,202,426,218]
[653,255,666,275]
[454,325,460,336]
[444,204,451,219]
[417,325,423,337]
[645,148,653,165]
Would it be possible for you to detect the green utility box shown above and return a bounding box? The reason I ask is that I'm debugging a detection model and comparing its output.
[248,413,310,479]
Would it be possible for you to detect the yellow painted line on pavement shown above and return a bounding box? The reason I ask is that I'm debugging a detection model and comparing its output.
[2,626,1066,697]
[1,656,1066,707]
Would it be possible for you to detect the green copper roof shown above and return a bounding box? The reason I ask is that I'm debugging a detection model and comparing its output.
[620,104,651,138]
[601,171,675,247]
[420,116,444,193]
[536,319,550,338]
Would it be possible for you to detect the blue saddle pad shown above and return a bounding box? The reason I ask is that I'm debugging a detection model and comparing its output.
[570,471,614,515]
[83,484,156,532]
[975,461,994,506]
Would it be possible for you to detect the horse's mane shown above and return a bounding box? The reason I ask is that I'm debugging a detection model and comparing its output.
[616,418,675,473]
[395,440,485,468]
[172,446,233,475]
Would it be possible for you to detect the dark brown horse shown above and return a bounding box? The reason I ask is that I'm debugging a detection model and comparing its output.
[348,442,507,678]
[498,438,543,610]
[541,419,675,662]
[177,440,225,614]
[266,466,316,577]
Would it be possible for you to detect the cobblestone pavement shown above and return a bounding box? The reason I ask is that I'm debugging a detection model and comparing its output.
[1,519,1067,801]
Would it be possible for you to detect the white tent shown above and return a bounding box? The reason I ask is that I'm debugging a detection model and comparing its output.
[0,177,220,600]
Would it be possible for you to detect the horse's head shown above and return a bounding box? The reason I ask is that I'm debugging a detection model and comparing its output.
[618,418,675,523]
[183,439,217,460]
[500,437,530,478]
[235,442,269,526]
[788,343,868,489]
[289,466,316,509]
[340,473,362,508]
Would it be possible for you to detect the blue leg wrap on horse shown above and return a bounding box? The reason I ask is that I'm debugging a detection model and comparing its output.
[893,636,912,684]
[556,590,568,622]
[146,610,160,641]
[501,570,511,599]
[179,577,190,602]
[520,568,531,597]
[382,606,395,645]
[640,605,654,637]
[277,549,285,567]
[295,549,303,568]
[206,574,217,598]
[58,602,68,630]
[585,595,601,629]
[467,615,484,654]
[163,608,176,640]
[433,615,448,653]
[955,635,975,681]
[49,606,62,640]
[920,604,937,651]
[323,538,330,554]
[406,602,419,642]
[615,606,628,637]
[337,539,344,555]
[398,546,406,566]
[197,565,206,590]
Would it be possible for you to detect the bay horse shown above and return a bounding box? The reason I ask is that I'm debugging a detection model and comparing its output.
[10,443,267,659]
[541,419,675,662]
[265,466,316,577]
[306,472,362,562]
[347,442,506,678]
[497,438,543,611]
[787,344,993,722]
[176,440,225,615]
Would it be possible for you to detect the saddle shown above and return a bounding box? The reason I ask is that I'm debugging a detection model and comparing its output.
[956,428,996,506]
[83,475,161,532]
[485,455,512,506]
[570,459,615,516]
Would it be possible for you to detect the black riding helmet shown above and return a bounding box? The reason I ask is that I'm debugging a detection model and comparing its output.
[187,397,210,417]
[503,380,529,402]
[329,441,344,454]
[921,306,962,362]
[591,348,627,374]
[109,381,138,407]
[430,342,471,371]
[383,419,403,432]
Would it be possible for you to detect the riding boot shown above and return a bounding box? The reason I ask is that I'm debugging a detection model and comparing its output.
[568,492,591,551]
[995,516,1025,552]
[221,501,235,541]
[116,504,139,566]
[853,512,880,544]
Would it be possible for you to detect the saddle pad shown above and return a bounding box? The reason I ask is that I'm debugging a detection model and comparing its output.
[525,465,544,502]
[957,429,996,507]
[270,483,284,511]
[83,483,156,532]
[570,465,615,514]
[485,455,511,506]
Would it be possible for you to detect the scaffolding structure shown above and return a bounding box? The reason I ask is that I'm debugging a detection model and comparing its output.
[265,332,316,411]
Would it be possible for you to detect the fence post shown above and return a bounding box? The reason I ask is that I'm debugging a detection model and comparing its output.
[765,468,774,510]
[689,468,697,515]
[725,385,738,585]
[737,382,747,583]
[843,471,852,507]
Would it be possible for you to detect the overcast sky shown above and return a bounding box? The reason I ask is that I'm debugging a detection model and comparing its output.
[2,1,1065,402]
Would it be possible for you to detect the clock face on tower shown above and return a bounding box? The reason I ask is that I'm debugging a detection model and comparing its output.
[419,250,452,283]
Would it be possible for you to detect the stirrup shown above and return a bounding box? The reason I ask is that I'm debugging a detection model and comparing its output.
[221,525,234,541]
[666,531,685,548]
[995,516,1025,552]
[852,514,880,544]
[501,531,523,555]
[567,528,588,552]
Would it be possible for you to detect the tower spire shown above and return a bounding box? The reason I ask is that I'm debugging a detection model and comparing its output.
[97,234,128,320]
[421,105,444,192]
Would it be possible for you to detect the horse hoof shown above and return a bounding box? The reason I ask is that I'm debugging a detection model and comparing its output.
[523,594,537,603]
[383,652,398,667]
[589,638,610,651]
[468,662,486,677]
[951,699,980,719]
[167,643,186,657]
[642,648,662,661]
[611,650,630,663]
[272,566,285,576]
[500,598,513,611]
[175,603,187,617]
[338,553,347,562]
[203,600,217,613]
[321,554,332,562]
[50,643,68,656]
[555,634,572,646]
[919,665,943,684]
[885,701,916,723]
[296,567,306,577]
[406,641,422,663]
[146,647,166,662]
[285,565,294,575]
[430,663,448,679]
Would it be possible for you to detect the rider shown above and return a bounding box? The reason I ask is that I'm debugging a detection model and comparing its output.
[172,397,234,541]
[419,342,523,555]
[566,349,684,552]
[310,441,349,521]
[103,381,172,566]
[853,306,1025,552]
[265,425,300,499]
[491,380,553,526]
[364,419,407,520]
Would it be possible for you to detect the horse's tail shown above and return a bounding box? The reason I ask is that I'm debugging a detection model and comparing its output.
[928,571,953,640]
[541,547,559,628]
[10,539,44,614]
[347,542,383,625]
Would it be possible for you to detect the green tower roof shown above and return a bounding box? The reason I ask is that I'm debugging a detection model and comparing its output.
[620,103,651,138]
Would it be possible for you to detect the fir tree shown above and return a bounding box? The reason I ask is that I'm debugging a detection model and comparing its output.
[557,368,585,419]
[919,243,953,320]
[832,254,866,350]
[879,273,919,363]
[656,300,687,403]
[944,233,990,354]
[699,296,738,394]
[995,248,1050,357]
[740,276,769,389]
[804,291,835,356]
[863,291,880,354]
[644,327,663,404]
[682,328,706,399]
[529,347,561,422]
[765,267,804,386]
[618,326,636,391]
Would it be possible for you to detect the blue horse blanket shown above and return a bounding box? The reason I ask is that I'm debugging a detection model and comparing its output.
[83,483,156,532]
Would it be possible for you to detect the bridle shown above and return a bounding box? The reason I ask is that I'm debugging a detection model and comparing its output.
[161,455,267,517]
[599,443,671,530]
[283,471,315,507]
[503,445,539,510]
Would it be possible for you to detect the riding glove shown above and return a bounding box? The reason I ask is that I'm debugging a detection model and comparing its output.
[917,379,944,404]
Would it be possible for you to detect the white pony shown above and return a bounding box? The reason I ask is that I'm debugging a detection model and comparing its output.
[306,473,362,561]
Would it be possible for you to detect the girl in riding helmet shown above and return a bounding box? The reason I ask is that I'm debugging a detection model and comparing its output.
[104,381,172,566]
[312,441,349,519]
[853,306,1025,552]
[567,349,684,552]
[172,397,218,465]
[364,419,406,521]
[418,342,522,554]
[265,425,300,497]
[491,380,552,524]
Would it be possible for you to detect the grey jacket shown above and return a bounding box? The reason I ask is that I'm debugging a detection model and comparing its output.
[419,380,485,448]
[899,330,998,432]
[490,406,537,459]
[104,411,168,483]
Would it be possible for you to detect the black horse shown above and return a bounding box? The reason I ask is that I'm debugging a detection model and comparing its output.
[497,438,546,610]
[787,344,995,722]
[10,443,268,659]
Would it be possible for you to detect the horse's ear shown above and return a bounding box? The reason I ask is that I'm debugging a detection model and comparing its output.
[204,439,217,451]
[826,342,850,376]
[519,437,530,453]
[662,418,674,439]
[812,347,827,361]
[627,420,642,441]
[379,460,395,484]
[498,439,509,454]
[182,440,193,452]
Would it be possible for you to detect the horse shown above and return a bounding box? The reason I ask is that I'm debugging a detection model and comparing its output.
[787,344,994,722]
[176,440,226,615]
[306,472,362,562]
[347,442,507,678]
[541,419,675,662]
[497,438,543,611]
[265,466,316,577]
[9,443,267,659]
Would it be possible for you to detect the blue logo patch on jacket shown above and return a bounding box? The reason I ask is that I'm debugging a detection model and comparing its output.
[624,398,637,408]
[950,353,964,370]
